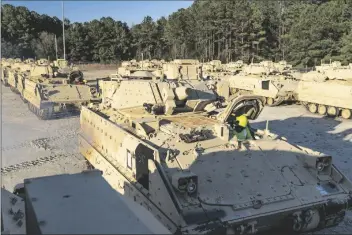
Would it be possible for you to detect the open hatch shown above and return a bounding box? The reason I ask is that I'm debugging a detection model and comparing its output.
[217,95,265,124]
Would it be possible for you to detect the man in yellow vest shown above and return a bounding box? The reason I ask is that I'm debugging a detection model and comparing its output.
[232,114,255,141]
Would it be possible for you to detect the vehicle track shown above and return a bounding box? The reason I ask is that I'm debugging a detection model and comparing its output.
[1,154,69,174]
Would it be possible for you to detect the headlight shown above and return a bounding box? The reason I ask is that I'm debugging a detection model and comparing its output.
[172,171,198,196]
[187,180,197,194]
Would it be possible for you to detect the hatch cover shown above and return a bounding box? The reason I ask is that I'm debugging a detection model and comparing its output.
[190,149,293,209]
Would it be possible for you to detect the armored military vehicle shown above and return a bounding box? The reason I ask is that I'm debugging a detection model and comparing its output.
[52,59,80,76]
[295,68,352,119]
[117,59,163,79]
[19,63,93,119]
[6,58,23,90]
[79,79,352,234]
[202,60,231,80]
[217,61,298,106]
[223,60,245,74]
[2,170,170,234]
[162,59,202,81]
[53,58,69,68]
[315,61,346,73]
[273,61,293,73]
[35,58,50,65]
[24,58,35,64]
[118,59,138,74]
[1,58,13,85]
[139,59,164,70]
[7,59,36,93]
[241,61,276,75]
[202,60,222,72]
[219,74,298,106]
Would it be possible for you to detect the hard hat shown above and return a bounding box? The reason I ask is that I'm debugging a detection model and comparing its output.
[236,115,248,128]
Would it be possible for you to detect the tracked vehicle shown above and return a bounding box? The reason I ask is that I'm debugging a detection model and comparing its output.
[162,59,202,81]
[202,60,222,73]
[117,60,163,78]
[217,62,298,106]
[79,79,352,234]
[2,170,169,234]
[20,63,93,119]
[223,60,245,74]
[314,61,350,73]
[1,58,13,85]
[295,67,352,119]
[202,60,236,80]
[7,59,35,94]
[273,61,293,73]
[4,58,22,88]
[53,59,80,75]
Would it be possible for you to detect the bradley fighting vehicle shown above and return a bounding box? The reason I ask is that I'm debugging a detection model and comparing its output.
[17,60,94,119]
[216,60,298,106]
[1,58,11,85]
[53,58,76,70]
[295,63,352,119]
[314,61,350,73]
[2,58,21,87]
[201,60,236,81]
[79,79,352,234]
[222,60,245,74]
[7,59,24,91]
[116,59,164,79]
[162,59,203,81]
[7,59,35,93]
[202,60,222,73]
[1,170,170,234]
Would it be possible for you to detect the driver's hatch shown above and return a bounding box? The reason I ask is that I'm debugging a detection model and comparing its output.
[217,95,265,124]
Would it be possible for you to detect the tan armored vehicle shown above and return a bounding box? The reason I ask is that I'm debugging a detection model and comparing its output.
[2,170,169,234]
[24,58,35,64]
[36,58,50,65]
[202,60,230,80]
[19,63,93,119]
[162,59,202,81]
[202,60,222,72]
[273,61,293,73]
[218,62,298,106]
[241,61,278,75]
[52,59,79,75]
[117,59,163,79]
[139,59,164,69]
[223,60,245,74]
[9,59,36,94]
[315,61,347,73]
[219,74,298,106]
[79,79,352,234]
[1,58,14,85]
[53,58,69,68]
[121,59,138,68]
[295,68,352,119]
[7,59,25,92]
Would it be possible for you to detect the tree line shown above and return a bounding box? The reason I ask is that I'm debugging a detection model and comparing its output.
[1,0,352,67]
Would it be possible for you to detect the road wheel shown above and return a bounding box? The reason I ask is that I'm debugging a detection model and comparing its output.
[318,105,327,115]
[308,103,317,113]
[341,109,351,119]
[327,106,338,117]
[266,97,274,106]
